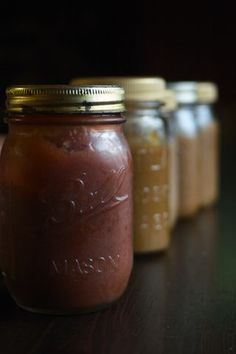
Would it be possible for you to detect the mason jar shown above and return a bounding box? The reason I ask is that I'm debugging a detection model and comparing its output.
[161,89,179,228]
[0,108,7,273]
[0,107,7,154]
[196,82,219,207]
[124,96,169,253]
[168,82,200,218]
[71,77,170,253]
[0,85,133,314]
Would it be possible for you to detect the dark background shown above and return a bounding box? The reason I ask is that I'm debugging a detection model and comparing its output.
[0,3,235,100]
[1,4,236,353]
[0,2,235,136]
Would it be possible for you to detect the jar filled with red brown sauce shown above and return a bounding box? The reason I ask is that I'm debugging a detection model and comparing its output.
[0,85,133,314]
[71,77,170,254]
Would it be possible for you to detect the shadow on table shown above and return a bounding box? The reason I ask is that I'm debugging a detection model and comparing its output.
[0,276,15,315]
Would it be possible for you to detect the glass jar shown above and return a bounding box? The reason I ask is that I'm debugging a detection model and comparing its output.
[161,90,179,228]
[0,107,7,153]
[71,77,170,253]
[196,82,219,207]
[0,108,7,273]
[168,82,200,218]
[124,100,169,253]
[0,85,133,314]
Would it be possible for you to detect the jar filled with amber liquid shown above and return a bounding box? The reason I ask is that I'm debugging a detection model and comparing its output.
[168,82,200,218]
[125,91,169,253]
[161,90,179,228]
[71,77,170,253]
[0,85,133,314]
[196,82,219,207]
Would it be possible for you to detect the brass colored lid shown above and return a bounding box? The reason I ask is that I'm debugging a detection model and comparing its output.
[6,85,125,113]
[161,89,177,112]
[197,82,218,103]
[70,77,166,102]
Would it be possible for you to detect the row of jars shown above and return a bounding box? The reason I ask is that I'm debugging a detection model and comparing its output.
[0,78,219,314]
[70,77,219,252]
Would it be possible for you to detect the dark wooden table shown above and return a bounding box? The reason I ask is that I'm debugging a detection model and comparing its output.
[0,106,236,354]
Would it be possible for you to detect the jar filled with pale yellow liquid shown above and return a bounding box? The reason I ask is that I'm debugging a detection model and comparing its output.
[161,90,179,228]
[71,77,170,253]
[196,82,219,208]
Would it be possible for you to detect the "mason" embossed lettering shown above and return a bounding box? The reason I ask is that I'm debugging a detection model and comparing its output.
[50,254,120,277]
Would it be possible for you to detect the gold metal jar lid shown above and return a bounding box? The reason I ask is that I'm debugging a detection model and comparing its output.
[197,82,218,104]
[6,85,125,113]
[70,77,166,102]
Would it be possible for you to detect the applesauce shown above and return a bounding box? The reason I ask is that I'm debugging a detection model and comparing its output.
[168,82,200,218]
[124,100,169,253]
[196,83,219,207]
[161,89,179,228]
[0,85,133,314]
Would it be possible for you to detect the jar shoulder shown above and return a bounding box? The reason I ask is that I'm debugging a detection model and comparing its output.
[124,114,167,145]
[173,108,198,137]
[0,126,132,190]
